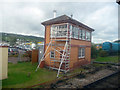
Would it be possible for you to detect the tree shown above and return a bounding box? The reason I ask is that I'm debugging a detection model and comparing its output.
[99,50,108,57]
[91,43,98,59]
[10,37,17,46]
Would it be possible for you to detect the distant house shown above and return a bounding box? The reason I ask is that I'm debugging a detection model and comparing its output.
[40,15,94,75]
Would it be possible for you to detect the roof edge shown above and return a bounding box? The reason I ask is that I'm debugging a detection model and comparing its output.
[41,15,95,31]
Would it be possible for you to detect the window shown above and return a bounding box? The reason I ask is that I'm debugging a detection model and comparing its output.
[50,51,55,58]
[51,24,67,37]
[82,30,86,40]
[79,29,82,39]
[72,26,75,38]
[72,26,79,39]
[78,48,85,58]
[86,31,91,41]
[74,27,79,39]
[51,26,56,37]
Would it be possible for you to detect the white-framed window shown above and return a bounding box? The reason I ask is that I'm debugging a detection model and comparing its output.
[50,51,55,58]
[51,26,56,37]
[79,29,82,39]
[74,27,79,39]
[78,48,85,58]
[51,24,67,38]
[72,26,75,38]
[86,31,91,41]
[72,25,79,39]
[82,30,86,40]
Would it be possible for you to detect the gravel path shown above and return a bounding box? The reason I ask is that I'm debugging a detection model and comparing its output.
[58,69,115,88]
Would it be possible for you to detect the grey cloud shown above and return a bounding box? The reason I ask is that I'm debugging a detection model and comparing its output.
[0,2,118,43]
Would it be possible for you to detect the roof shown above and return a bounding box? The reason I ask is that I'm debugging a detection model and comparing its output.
[41,15,94,31]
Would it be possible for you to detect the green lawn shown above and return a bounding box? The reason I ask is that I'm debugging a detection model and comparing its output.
[2,62,57,88]
[3,56,119,88]
[95,56,119,63]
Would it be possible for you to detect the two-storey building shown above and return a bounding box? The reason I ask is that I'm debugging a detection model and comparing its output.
[41,15,94,74]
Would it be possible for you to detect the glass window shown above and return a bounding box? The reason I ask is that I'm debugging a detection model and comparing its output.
[72,26,79,39]
[74,27,79,39]
[79,29,82,39]
[50,51,55,58]
[86,31,91,41]
[72,26,75,38]
[78,48,85,58]
[51,26,56,37]
[82,30,86,40]
[51,24,67,37]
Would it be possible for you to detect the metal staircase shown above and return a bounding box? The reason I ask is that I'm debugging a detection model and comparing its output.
[36,23,72,77]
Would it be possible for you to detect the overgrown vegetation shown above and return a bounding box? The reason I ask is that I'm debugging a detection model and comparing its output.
[99,50,108,57]
[91,44,98,59]
[91,43,119,64]
[8,54,18,57]
[91,43,119,58]
[95,56,119,63]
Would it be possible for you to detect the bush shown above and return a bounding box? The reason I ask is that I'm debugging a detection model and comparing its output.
[91,44,98,59]
[9,54,18,57]
[22,53,29,57]
[99,50,108,57]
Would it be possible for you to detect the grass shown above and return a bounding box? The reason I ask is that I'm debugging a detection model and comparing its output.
[70,68,86,75]
[3,56,119,88]
[95,56,119,63]
[2,62,57,88]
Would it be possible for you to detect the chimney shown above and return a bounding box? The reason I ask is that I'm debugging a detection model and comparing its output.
[71,14,73,18]
[53,10,57,18]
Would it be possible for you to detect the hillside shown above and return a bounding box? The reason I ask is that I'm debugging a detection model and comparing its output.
[0,32,44,45]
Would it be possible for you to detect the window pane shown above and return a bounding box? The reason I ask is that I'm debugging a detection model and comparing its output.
[50,51,55,58]
[79,29,82,39]
[78,48,82,58]
[72,26,79,39]
[82,48,85,57]
[86,31,90,41]
[72,26,75,38]
[51,24,67,37]
[78,48,85,58]
[82,30,86,40]
[75,27,79,39]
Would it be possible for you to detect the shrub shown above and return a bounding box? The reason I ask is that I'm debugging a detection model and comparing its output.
[99,50,108,57]
[22,53,29,57]
[13,54,18,57]
[91,44,98,59]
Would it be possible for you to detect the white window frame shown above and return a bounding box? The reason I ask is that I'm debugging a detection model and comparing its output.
[72,25,79,39]
[74,27,79,39]
[51,24,67,38]
[50,51,55,58]
[78,48,85,58]
[72,26,75,38]
[86,31,91,41]
[82,30,86,40]
[79,29,82,39]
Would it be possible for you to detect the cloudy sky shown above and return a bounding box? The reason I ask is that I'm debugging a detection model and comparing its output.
[0,0,118,43]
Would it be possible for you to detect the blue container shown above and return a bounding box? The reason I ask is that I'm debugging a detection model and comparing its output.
[102,42,112,52]
[102,42,120,52]
[111,43,120,52]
